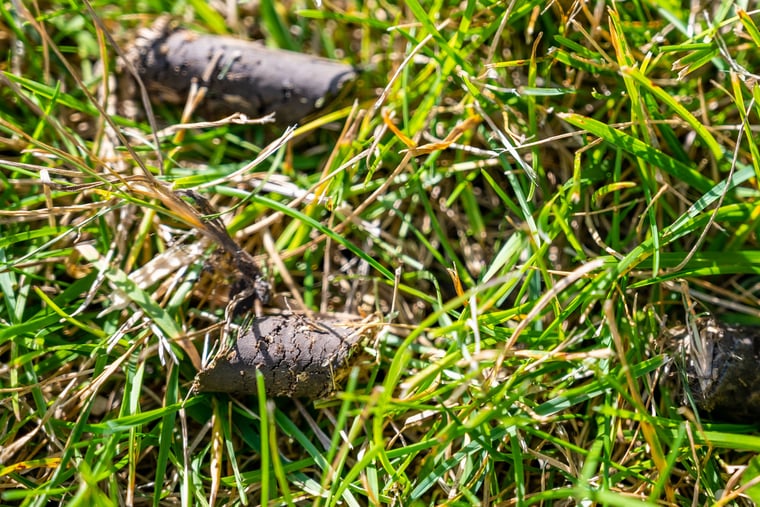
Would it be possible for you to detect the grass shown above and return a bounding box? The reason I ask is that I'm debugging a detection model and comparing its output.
[2,0,760,505]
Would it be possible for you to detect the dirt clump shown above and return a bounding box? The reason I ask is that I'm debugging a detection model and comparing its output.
[193,315,368,399]
[668,317,760,423]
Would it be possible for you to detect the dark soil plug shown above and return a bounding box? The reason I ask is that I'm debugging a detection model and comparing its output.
[669,317,760,423]
[193,315,367,399]
[127,19,356,124]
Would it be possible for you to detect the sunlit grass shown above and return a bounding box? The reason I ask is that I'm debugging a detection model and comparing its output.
[2,0,760,505]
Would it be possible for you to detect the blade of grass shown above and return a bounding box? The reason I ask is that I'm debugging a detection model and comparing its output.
[249,193,394,280]
[621,65,724,161]
[558,112,716,194]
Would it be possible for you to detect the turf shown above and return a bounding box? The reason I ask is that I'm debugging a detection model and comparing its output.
[2,0,760,505]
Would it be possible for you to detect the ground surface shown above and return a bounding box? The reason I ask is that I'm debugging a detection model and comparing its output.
[2,0,760,505]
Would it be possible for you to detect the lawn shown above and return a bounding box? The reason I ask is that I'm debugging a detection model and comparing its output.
[2,0,760,505]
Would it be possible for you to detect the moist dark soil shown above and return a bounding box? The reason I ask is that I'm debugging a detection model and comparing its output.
[127,19,356,124]
[193,315,366,399]
[671,318,760,423]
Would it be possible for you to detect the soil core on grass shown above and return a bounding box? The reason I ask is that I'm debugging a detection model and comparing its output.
[126,19,357,124]
[193,315,367,399]
[671,317,760,423]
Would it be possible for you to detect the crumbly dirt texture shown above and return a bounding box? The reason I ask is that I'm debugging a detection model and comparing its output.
[127,19,356,124]
[671,317,760,423]
[193,315,366,399]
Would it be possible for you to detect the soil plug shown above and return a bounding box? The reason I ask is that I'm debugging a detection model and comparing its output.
[127,19,356,124]
[193,315,368,399]
[669,317,760,423]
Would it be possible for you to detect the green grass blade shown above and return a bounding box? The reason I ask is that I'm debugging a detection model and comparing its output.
[621,66,724,160]
[558,112,715,194]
